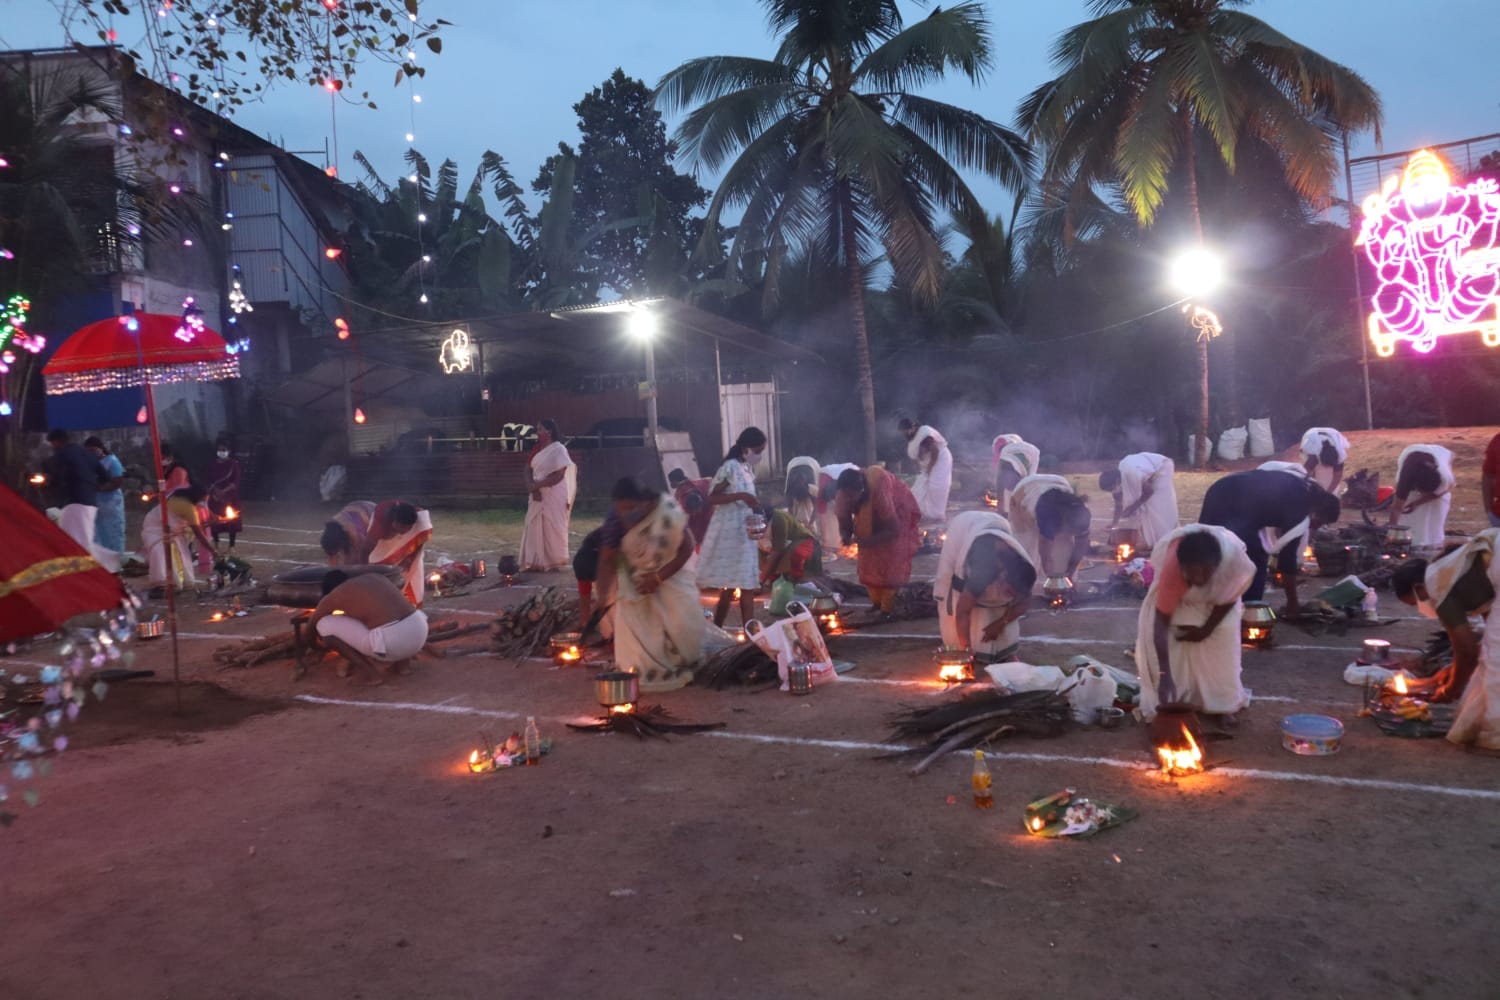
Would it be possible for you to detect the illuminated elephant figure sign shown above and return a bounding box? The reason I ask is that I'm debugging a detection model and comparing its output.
[439,328,475,374]
[1357,149,1500,356]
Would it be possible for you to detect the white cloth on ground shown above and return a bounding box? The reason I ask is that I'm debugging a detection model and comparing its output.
[933,510,1033,656]
[907,426,953,524]
[1396,444,1456,550]
[1117,453,1178,549]
[519,440,576,570]
[1134,524,1256,720]
[317,609,429,662]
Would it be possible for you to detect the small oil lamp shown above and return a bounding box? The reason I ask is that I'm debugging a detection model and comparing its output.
[983,489,1001,509]
[427,571,444,598]
[140,491,153,503]
[28,473,45,485]
[934,647,975,685]
[1360,638,1391,665]
[1300,544,1319,574]
[1241,601,1276,647]
[209,610,227,622]
[725,627,749,644]
[1024,789,1073,835]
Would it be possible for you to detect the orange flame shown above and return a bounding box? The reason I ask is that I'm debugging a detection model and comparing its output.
[1392,674,1409,695]
[819,613,842,634]
[1156,725,1204,775]
[209,611,226,622]
[467,749,491,773]
[938,662,973,685]
[28,473,45,485]
[1117,543,1134,562]
[610,703,635,716]
[223,505,238,520]
[984,491,1001,509]
[1028,815,1044,833]
[559,647,581,663]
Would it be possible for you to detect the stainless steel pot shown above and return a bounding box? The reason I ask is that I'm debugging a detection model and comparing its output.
[808,594,840,614]
[595,671,639,707]
[787,661,814,695]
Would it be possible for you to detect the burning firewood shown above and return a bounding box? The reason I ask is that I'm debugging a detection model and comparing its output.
[566,704,725,740]
[884,687,1073,775]
[490,587,580,659]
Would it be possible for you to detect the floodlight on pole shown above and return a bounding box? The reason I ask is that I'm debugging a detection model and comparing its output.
[1169,248,1223,300]
[627,307,659,342]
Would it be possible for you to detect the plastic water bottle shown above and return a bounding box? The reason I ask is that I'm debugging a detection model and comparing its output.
[524,716,540,766]
[971,749,993,809]
[1361,588,1380,620]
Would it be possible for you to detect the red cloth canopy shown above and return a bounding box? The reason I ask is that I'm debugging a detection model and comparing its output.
[42,312,239,395]
[0,484,126,643]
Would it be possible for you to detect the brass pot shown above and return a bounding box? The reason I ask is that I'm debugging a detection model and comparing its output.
[1241,601,1276,646]
[1042,575,1074,597]
[594,671,639,708]
[808,594,840,614]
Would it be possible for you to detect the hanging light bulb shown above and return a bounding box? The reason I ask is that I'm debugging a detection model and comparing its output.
[335,317,350,340]
[324,247,343,260]
[417,213,427,223]
[419,293,429,304]
[0,401,12,416]
[353,408,367,424]
[136,406,148,424]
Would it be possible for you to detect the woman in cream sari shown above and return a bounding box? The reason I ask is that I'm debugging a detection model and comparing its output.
[1135,524,1256,720]
[598,477,703,692]
[520,419,577,572]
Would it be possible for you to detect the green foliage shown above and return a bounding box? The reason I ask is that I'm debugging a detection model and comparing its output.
[63,0,446,111]
[657,0,1031,462]
[531,70,710,300]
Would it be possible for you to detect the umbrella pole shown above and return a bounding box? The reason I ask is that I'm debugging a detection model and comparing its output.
[145,381,182,714]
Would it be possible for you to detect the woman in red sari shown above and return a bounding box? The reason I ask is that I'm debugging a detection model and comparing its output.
[834,466,921,614]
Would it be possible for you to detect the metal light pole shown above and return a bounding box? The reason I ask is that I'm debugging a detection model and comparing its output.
[629,307,659,447]
[1343,131,1376,430]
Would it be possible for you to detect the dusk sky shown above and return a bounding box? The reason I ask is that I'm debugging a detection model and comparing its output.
[5,0,1498,213]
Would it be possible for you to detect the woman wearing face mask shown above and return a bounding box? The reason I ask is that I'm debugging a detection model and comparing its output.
[1393,535,1500,750]
[696,427,766,627]
[206,437,243,549]
[595,477,703,690]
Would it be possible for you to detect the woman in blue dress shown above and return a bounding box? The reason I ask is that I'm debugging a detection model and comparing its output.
[85,436,126,557]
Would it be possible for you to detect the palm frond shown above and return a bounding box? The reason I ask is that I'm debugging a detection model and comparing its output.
[1172,31,1243,171]
[1113,64,1181,225]
[765,0,903,65]
[654,56,799,115]
[855,1,993,92]
[674,82,805,171]
[891,94,1032,190]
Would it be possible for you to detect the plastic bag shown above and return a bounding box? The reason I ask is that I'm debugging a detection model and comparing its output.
[767,575,796,616]
[1247,418,1275,457]
[1217,427,1248,461]
[1065,665,1118,724]
[984,662,1065,694]
[747,601,838,691]
[319,465,347,502]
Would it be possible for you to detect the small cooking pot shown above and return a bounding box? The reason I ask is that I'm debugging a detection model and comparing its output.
[787,661,814,695]
[496,555,520,577]
[808,594,840,614]
[595,670,639,707]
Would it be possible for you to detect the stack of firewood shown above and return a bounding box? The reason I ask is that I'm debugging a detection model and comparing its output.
[824,578,937,624]
[490,587,579,659]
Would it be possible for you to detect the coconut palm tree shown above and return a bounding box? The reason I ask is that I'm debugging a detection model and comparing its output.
[1019,0,1382,466]
[656,0,1031,463]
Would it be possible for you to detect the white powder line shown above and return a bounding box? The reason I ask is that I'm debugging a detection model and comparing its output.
[243,524,322,535]
[293,695,1500,803]
[831,632,1416,655]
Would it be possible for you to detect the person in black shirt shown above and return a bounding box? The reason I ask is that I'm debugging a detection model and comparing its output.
[44,428,115,570]
[1199,469,1341,617]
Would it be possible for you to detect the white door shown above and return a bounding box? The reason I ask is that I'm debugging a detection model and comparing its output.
[719,382,778,479]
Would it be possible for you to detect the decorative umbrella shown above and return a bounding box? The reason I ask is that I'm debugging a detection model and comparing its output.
[42,304,241,708]
[0,483,126,644]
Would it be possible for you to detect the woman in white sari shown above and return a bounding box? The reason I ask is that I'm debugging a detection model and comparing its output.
[1393,533,1500,750]
[520,419,577,572]
[1100,452,1178,550]
[934,511,1037,662]
[598,477,703,692]
[1299,427,1350,493]
[995,440,1041,516]
[1389,444,1455,553]
[1135,524,1256,720]
[1009,474,1089,581]
[903,423,953,524]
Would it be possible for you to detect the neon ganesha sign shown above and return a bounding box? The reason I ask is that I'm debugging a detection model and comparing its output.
[1357,149,1500,357]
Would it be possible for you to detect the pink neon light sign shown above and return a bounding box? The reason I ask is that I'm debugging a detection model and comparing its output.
[1357,149,1500,356]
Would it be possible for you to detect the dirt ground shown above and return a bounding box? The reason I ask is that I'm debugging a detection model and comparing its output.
[4,435,1500,1000]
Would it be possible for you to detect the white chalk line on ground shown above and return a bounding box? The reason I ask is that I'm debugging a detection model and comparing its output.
[832,632,1417,655]
[292,694,1500,802]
